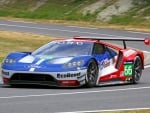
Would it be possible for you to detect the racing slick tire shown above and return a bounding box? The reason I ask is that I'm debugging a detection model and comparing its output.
[131,56,142,84]
[86,59,98,88]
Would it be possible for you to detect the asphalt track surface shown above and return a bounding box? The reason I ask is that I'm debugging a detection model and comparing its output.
[0,20,150,113]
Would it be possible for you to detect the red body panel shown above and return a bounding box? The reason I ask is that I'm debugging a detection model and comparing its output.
[72,38,145,84]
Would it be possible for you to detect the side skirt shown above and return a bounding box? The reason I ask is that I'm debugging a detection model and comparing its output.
[97,80,131,86]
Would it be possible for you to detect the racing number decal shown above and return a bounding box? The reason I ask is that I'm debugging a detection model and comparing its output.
[124,63,133,76]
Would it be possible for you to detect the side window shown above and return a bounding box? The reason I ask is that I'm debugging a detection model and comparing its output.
[106,47,117,58]
[92,43,105,54]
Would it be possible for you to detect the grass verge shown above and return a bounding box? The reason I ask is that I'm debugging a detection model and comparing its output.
[0,30,55,63]
[0,0,149,32]
[1,17,150,33]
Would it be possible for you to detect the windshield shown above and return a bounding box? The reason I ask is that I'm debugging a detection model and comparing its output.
[32,40,93,57]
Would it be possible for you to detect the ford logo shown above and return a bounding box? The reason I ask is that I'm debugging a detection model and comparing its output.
[28,64,41,68]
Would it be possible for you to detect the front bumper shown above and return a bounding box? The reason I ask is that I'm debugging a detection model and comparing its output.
[1,69,87,87]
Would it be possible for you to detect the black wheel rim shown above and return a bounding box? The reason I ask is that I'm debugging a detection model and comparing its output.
[134,58,142,82]
[87,62,98,84]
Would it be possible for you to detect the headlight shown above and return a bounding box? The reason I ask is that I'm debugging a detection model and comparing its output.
[4,58,16,64]
[64,60,84,68]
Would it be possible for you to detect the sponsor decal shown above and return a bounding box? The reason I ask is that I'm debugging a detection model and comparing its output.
[55,41,83,45]
[99,59,110,69]
[124,62,133,76]
[57,72,81,78]
[29,64,41,68]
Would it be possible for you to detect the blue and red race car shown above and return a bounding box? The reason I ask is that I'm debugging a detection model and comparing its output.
[1,36,150,87]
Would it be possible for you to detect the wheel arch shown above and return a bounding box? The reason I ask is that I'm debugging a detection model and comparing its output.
[136,54,144,69]
[88,58,99,69]
[90,58,98,65]
[122,49,144,69]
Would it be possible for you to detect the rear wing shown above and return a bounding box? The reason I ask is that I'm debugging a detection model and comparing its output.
[74,36,150,49]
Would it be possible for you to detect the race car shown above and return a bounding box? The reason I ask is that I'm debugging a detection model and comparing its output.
[1,36,150,87]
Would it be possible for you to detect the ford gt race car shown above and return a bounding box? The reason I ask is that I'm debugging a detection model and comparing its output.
[1,36,150,87]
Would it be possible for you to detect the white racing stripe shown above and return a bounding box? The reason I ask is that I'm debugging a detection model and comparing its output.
[29,59,45,72]
[35,59,45,65]
[19,55,34,63]
[0,86,150,99]
[57,107,150,113]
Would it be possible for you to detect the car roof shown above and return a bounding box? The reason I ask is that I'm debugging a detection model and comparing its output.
[55,38,97,43]
[55,38,122,50]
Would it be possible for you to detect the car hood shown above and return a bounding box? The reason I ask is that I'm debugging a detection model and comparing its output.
[18,55,73,64]
[2,52,91,72]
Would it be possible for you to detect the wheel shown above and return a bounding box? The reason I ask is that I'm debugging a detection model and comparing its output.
[86,59,98,87]
[131,56,142,84]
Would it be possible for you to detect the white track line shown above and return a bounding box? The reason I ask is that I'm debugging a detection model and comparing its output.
[6,20,36,24]
[143,51,150,53]
[0,86,150,99]
[128,31,150,35]
[67,25,98,30]
[145,65,150,68]
[57,107,150,113]
[0,23,140,38]
[5,20,150,35]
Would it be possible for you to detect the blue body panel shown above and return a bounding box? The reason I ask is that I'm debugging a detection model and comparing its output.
[2,50,116,72]
[1,40,117,87]
[2,53,91,72]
